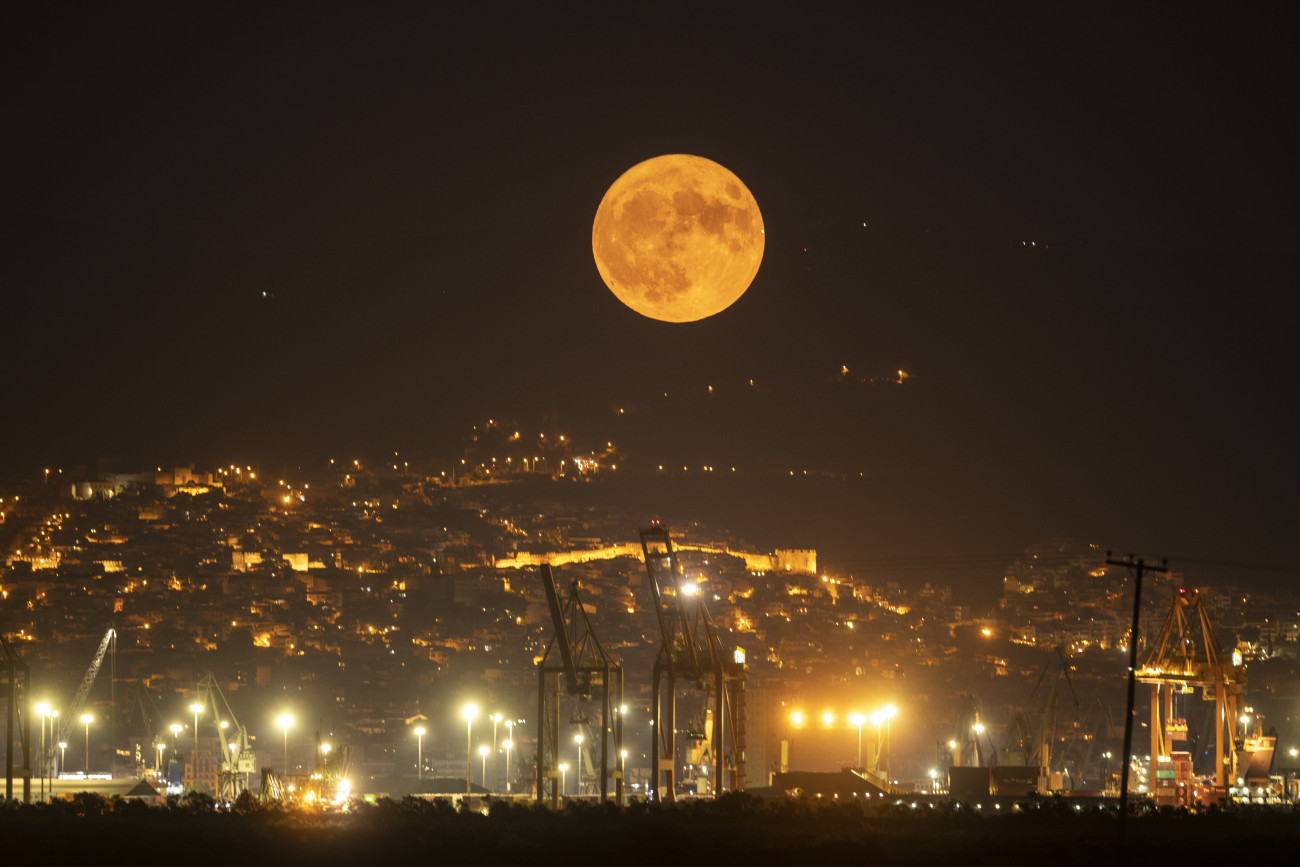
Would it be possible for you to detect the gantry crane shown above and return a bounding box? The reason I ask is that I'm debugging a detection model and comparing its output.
[536,563,623,806]
[1136,589,1244,790]
[642,525,746,803]
[196,674,257,800]
[1,632,32,802]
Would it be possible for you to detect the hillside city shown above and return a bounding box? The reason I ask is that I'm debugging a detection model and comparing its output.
[3,433,1299,801]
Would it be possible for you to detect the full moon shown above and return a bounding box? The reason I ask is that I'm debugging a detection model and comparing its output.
[592,154,764,322]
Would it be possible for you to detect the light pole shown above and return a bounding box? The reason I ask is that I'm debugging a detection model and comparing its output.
[190,703,204,753]
[491,713,502,792]
[574,734,584,797]
[502,739,513,793]
[414,726,426,780]
[170,722,182,754]
[157,742,166,776]
[620,749,628,804]
[278,713,293,777]
[849,713,866,770]
[58,742,67,776]
[36,701,50,795]
[972,723,985,767]
[559,762,569,797]
[81,713,93,773]
[505,720,514,790]
[463,704,478,793]
[480,745,490,790]
[880,705,897,780]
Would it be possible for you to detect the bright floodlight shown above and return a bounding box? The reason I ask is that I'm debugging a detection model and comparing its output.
[849,713,866,727]
[190,702,203,714]
[821,711,834,726]
[82,714,94,725]
[463,704,478,721]
[414,726,426,736]
[790,711,804,726]
[277,712,294,729]
[882,705,897,719]
[36,702,51,716]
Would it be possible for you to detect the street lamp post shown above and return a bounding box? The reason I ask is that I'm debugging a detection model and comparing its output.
[36,703,50,799]
[849,713,866,770]
[620,749,628,804]
[277,713,293,777]
[559,762,569,798]
[504,720,514,791]
[80,713,94,773]
[190,703,204,753]
[414,726,426,780]
[881,705,897,780]
[502,739,513,793]
[58,742,67,777]
[574,734,584,797]
[463,704,478,794]
[170,722,182,756]
[490,713,502,792]
[480,745,490,790]
[157,742,166,776]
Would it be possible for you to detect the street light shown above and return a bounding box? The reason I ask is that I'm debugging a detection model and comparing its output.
[491,713,502,792]
[849,713,867,770]
[574,734,584,797]
[58,742,67,776]
[463,704,478,793]
[157,742,167,775]
[277,713,293,776]
[559,762,569,797]
[81,713,94,773]
[620,749,629,803]
[170,722,182,755]
[505,720,514,790]
[414,726,426,780]
[879,705,897,779]
[190,702,204,752]
[480,745,490,789]
[35,702,51,799]
[502,739,513,793]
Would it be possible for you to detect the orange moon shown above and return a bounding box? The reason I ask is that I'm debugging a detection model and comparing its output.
[592,154,764,322]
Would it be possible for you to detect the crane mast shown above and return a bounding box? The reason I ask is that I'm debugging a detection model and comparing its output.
[197,673,257,800]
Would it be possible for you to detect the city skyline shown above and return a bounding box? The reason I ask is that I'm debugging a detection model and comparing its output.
[6,5,1296,597]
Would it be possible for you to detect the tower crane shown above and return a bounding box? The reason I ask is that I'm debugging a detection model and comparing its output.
[196,674,257,800]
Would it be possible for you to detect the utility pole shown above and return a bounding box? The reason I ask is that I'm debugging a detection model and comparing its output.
[1107,552,1167,833]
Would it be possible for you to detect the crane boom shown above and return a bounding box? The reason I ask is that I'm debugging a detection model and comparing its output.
[53,628,115,747]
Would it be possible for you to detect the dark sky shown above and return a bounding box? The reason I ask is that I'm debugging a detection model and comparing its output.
[5,4,1297,587]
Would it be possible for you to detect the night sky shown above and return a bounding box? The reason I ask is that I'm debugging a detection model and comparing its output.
[6,5,1296,591]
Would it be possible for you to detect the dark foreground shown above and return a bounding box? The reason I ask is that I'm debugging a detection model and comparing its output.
[4,793,1297,866]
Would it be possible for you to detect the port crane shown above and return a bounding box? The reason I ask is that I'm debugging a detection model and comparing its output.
[1137,589,1244,792]
[642,525,746,803]
[196,674,257,800]
[535,563,623,805]
[44,628,115,779]
[1,631,32,801]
